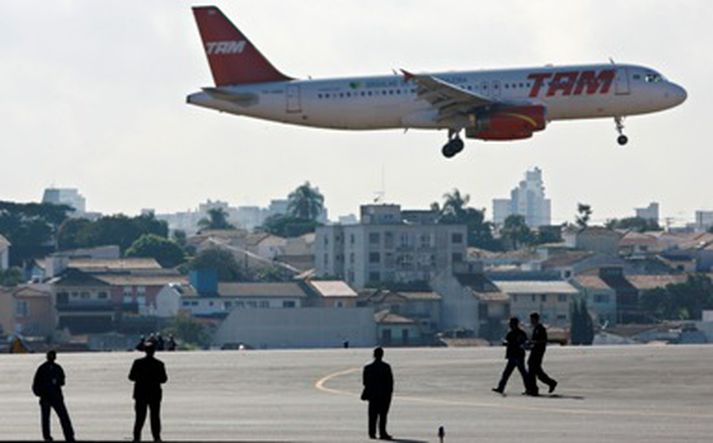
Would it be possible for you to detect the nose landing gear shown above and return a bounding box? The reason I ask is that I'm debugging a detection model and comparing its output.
[442,129,465,158]
[615,116,628,146]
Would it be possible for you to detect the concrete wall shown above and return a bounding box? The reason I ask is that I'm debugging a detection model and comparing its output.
[430,273,480,334]
[213,307,377,349]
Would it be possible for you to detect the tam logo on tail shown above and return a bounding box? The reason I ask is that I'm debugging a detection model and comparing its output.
[205,40,247,55]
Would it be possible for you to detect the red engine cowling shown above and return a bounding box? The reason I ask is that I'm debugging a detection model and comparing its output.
[465,105,547,141]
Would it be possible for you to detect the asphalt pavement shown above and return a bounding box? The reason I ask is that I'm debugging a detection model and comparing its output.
[1,344,711,442]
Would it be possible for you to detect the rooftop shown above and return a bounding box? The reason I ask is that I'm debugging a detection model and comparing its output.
[494,280,579,294]
[308,280,357,298]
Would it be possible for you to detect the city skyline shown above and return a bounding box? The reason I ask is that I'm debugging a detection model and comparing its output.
[1,1,711,225]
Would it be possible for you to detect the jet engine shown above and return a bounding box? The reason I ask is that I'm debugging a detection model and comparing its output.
[465,105,547,141]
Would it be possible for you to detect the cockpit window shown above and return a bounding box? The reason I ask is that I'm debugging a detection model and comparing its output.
[645,72,663,83]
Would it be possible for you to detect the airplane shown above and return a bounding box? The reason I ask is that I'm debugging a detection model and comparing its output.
[186,6,687,158]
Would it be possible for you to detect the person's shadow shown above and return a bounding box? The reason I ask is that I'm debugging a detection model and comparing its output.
[540,393,586,400]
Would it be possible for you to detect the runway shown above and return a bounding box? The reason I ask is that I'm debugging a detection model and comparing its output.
[1,345,711,442]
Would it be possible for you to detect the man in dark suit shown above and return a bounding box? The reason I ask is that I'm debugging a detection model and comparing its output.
[32,350,75,442]
[493,316,533,395]
[362,347,394,440]
[129,341,168,442]
[527,312,558,396]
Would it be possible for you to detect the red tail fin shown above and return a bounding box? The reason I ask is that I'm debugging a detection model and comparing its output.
[192,6,292,86]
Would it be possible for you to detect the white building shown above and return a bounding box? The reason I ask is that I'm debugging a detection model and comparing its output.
[694,210,713,232]
[42,188,86,214]
[316,204,467,289]
[0,234,10,270]
[635,202,659,223]
[492,167,551,228]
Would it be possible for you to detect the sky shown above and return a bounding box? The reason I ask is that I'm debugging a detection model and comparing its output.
[1,0,711,225]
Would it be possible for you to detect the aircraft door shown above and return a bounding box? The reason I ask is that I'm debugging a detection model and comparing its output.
[615,67,630,95]
[491,80,501,98]
[286,85,302,113]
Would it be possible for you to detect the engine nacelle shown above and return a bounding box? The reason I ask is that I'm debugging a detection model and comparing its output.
[465,105,547,141]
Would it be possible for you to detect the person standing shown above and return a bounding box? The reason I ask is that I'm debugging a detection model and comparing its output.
[492,317,532,395]
[362,347,394,440]
[527,312,558,396]
[32,350,75,442]
[129,341,168,442]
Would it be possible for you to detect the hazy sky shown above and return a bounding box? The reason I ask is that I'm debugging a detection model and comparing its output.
[1,0,710,225]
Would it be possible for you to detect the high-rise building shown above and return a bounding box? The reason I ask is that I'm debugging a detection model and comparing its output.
[694,210,713,232]
[42,188,86,213]
[635,202,659,223]
[316,204,467,289]
[492,167,551,227]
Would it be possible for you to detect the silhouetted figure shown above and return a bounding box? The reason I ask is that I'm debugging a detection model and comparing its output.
[527,312,557,396]
[136,335,146,352]
[129,341,168,442]
[156,334,165,351]
[166,335,177,352]
[343,340,350,349]
[362,347,393,440]
[493,317,532,395]
[32,350,75,442]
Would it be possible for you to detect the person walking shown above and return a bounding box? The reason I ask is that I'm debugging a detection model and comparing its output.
[492,317,533,395]
[362,347,394,440]
[129,341,168,442]
[32,350,75,442]
[527,312,558,396]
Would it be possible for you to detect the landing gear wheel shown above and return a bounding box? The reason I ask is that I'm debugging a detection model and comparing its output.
[442,143,457,158]
[452,138,465,154]
[614,117,628,147]
[617,135,628,146]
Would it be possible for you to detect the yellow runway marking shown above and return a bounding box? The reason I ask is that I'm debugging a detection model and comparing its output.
[315,367,713,420]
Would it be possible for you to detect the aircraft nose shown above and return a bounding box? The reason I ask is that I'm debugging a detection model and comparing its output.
[668,83,687,106]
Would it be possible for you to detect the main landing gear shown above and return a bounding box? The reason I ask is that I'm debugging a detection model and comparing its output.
[614,116,628,146]
[442,129,465,158]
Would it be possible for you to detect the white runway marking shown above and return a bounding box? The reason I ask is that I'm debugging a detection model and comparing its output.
[315,367,713,420]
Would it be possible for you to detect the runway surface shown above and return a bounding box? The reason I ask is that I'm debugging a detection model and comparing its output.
[1,345,711,442]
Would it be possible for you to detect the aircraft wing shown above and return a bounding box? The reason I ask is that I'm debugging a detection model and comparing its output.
[403,70,495,122]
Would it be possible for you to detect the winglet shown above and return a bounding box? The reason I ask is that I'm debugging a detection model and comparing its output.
[401,69,415,82]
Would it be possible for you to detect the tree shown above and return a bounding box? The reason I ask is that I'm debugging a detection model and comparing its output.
[260,214,320,237]
[575,203,592,229]
[441,189,469,221]
[198,207,234,231]
[126,234,186,268]
[163,313,210,349]
[606,217,661,232]
[435,189,499,250]
[56,213,168,253]
[0,267,23,287]
[0,201,73,264]
[500,215,534,250]
[639,275,713,321]
[570,299,594,345]
[287,182,324,221]
[189,247,245,281]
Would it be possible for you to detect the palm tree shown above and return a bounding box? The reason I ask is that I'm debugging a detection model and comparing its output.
[501,214,533,250]
[575,203,592,229]
[441,189,470,221]
[198,207,234,230]
[287,182,324,221]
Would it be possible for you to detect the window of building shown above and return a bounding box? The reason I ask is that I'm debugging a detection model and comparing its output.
[451,233,464,244]
[452,253,463,263]
[182,301,190,307]
[369,252,381,264]
[123,286,132,297]
[369,271,380,282]
[349,252,355,264]
[224,301,232,308]
[350,234,355,244]
[531,294,536,302]
[557,314,567,321]
[247,301,257,308]
[236,301,245,308]
[137,286,146,296]
[420,233,432,248]
[98,292,108,299]
[594,294,609,303]
[15,300,29,317]
[541,294,547,302]
[80,291,90,299]
[558,294,567,303]
[336,301,344,308]
[259,301,270,308]
[283,300,296,308]
[369,232,380,245]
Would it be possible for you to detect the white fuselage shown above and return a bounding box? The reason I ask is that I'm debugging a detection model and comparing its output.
[187,63,686,132]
